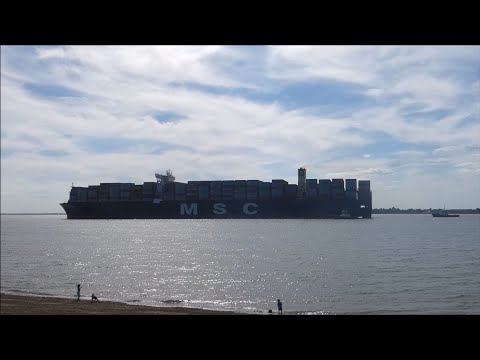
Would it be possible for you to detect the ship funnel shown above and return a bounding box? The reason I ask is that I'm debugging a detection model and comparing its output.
[298,167,306,198]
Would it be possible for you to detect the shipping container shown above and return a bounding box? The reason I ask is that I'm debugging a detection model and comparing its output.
[345,179,357,191]
[345,190,358,200]
[331,190,345,199]
[175,182,187,194]
[271,187,284,198]
[246,192,258,200]
[306,179,318,189]
[318,179,331,194]
[331,178,344,186]
[358,180,370,189]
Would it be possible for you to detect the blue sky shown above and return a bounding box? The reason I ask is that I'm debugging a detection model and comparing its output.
[1,45,479,212]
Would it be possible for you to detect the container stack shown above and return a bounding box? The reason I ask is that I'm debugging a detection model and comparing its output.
[358,180,370,203]
[234,180,246,200]
[142,182,156,201]
[306,179,318,198]
[258,181,271,200]
[198,181,210,200]
[186,181,199,201]
[131,185,143,201]
[318,179,331,200]
[210,181,223,201]
[70,187,87,202]
[109,183,120,201]
[162,182,175,200]
[120,183,133,201]
[246,180,259,201]
[67,171,366,205]
[331,179,345,200]
[271,179,287,199]
[285,184,297,199]
[222,180,235,201]
[87,185,99,202]
[174,182,187,201]
[345,179,358,201]
[98,183,109,201]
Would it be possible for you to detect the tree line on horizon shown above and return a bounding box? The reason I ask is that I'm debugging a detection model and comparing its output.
[372,207,480,214]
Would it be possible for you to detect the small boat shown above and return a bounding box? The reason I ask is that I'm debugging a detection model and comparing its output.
[432,207,459,217]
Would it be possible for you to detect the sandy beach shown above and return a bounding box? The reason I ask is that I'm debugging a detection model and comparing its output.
[0,293,242,315]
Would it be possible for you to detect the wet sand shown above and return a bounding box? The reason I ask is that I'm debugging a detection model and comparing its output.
[0,293,242,315]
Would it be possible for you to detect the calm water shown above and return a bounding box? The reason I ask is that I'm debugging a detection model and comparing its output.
[1,214,479,314]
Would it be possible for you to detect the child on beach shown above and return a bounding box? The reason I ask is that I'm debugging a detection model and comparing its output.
[76,284,81,300]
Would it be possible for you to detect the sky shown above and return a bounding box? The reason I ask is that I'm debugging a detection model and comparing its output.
[1,45,479,212]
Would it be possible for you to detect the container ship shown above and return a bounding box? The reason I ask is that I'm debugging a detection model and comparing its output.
[60,168,372,219]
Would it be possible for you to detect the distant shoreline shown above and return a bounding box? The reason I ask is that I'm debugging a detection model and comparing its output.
[372,209,479,215]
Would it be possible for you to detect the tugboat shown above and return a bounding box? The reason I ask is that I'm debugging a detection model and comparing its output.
[432,206,459,218]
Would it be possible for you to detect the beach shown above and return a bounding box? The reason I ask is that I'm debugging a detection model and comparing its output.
[0,293,242,315]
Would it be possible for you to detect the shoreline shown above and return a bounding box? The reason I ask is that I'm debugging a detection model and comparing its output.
[0,293,244,315]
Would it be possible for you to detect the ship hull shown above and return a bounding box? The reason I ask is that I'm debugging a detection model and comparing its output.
[60,198,372,219]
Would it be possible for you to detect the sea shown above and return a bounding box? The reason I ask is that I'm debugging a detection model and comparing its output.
[1,214,479,314]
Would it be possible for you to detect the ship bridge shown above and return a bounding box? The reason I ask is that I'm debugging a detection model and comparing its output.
[155,169,175,184]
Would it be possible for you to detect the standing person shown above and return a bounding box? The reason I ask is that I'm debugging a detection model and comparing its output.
[76,283,81,301]
[277,299,283,314]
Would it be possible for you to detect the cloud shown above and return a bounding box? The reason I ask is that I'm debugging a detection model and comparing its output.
[33,46,246,88]
[365,88,383,97]
[266,46,376,85]
[1,45,479,212]
[390,74,460,109]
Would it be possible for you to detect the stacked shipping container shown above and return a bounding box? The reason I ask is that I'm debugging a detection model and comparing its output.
[318,179,331,199]
[345,179,358,200]
[331,179,345,200]
[258,181,271,200]
[209,181,222,201]
[358,180,370,203]
[271,180,287,199]
[222,181,234,201]
[69,177,369,204]
[306,179,318,199]
[246,180,259,201]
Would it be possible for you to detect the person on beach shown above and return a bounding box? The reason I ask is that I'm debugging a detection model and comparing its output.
[277,299,283,314]
[91,293,99,302]
[76,284,81,300]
